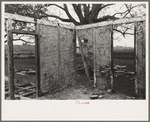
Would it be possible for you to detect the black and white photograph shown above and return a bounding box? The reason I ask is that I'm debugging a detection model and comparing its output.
[1,1,149,121]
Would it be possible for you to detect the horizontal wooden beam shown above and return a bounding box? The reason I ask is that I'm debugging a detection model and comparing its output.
[4,13,35,23]
[4,13,75,29]
[76,16,146,30]
[10,29,38,35]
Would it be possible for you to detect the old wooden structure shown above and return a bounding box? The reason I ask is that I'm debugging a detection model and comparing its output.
[5,13,146,99]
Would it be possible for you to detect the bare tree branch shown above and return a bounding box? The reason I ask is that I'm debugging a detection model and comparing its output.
[113,28,134,37]
[95,15,119,22]
[13,38,35,44]
[123,4,143,18]
[94,4,114,19]
[39,12,73,22]
[44,4,65,11]
[72,4,86,24]
[63,4,80,25]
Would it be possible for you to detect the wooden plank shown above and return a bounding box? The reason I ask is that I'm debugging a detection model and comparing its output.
[76,16,146,30]
[135,21,146,99]
[58,25,61,83]
[7,25,14,99]
[73,30,77,84]
[134,22,139,96]
[10,29,38,35]
[77,31,90,83]
[21,91,36,97]
[4,13,75,29]
[17,83,30,87]
[4,13,35,23]
[93,28,96,87]
[35,35,40,97]
[15,86,36,93]
[110,25,114,90]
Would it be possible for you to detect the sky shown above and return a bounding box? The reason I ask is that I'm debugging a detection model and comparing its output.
[7,2,146,47]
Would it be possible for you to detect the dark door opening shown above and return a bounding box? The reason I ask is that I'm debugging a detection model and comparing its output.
[112,23,135,97]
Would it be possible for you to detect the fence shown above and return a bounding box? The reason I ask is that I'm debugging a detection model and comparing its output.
[6,53,35,59]
[113,52,134,59]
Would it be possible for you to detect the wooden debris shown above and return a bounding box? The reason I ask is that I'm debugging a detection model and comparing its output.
[17,83,30,87]
[98,95,103,99]
[15,86,36,94]
[90,95,99,99]
[21,91,36,97]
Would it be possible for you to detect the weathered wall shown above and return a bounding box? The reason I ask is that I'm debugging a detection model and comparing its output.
[135,21,146,99]
[37,24,75,93]
[59,27,76,87]
[94,25,112,89]
[77,25,112,89]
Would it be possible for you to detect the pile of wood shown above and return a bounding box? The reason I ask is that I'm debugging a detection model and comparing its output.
[114,65,135,78]
[5,76,36,100]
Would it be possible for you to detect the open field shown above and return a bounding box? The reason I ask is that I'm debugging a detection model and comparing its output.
[5,58,36,84]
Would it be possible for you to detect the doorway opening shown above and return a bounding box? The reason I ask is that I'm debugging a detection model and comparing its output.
[113,23,135,97]
[5,19,40,99]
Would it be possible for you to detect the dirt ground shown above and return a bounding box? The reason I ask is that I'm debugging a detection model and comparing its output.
[37,69,135,100]
[5,58,136,100]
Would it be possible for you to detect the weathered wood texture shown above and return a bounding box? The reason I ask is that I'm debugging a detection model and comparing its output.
[37,24,76,93]
[95,25,112,89]
[135,21,146,99]
[5,13,74,29]
[7,19,15,99]
[76,16,146,30]
[77,25,112,89]
[35,35,40,97]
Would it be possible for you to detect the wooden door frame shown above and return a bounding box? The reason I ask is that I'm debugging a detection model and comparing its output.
[7,29,40,99]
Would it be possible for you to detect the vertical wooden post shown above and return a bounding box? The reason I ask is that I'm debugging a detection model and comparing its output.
[35,34,40,97]
[93,28,96,87]
[110,24,114,90]
[73,30,77,84]
[35,21,40,97]
[77,31,91,83]
[57,25,61,82]
[134,22,139,96]
[7,18,14,99]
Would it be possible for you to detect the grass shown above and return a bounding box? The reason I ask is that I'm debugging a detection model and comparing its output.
[5,45,35,54]
[5,58,36,83]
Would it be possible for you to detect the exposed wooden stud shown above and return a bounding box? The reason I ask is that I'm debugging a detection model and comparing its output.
[57,25,61,83]
[35,35,40,97]
[134,22,139,96]
[93,28,96,87]
[110,25,114,90]
[77,31,91,83]
[7,29,14,99]
[76,16,146,30]
[74,30,77,84]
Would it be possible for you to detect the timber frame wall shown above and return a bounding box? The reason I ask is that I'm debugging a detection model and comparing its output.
[5,13,146,99]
